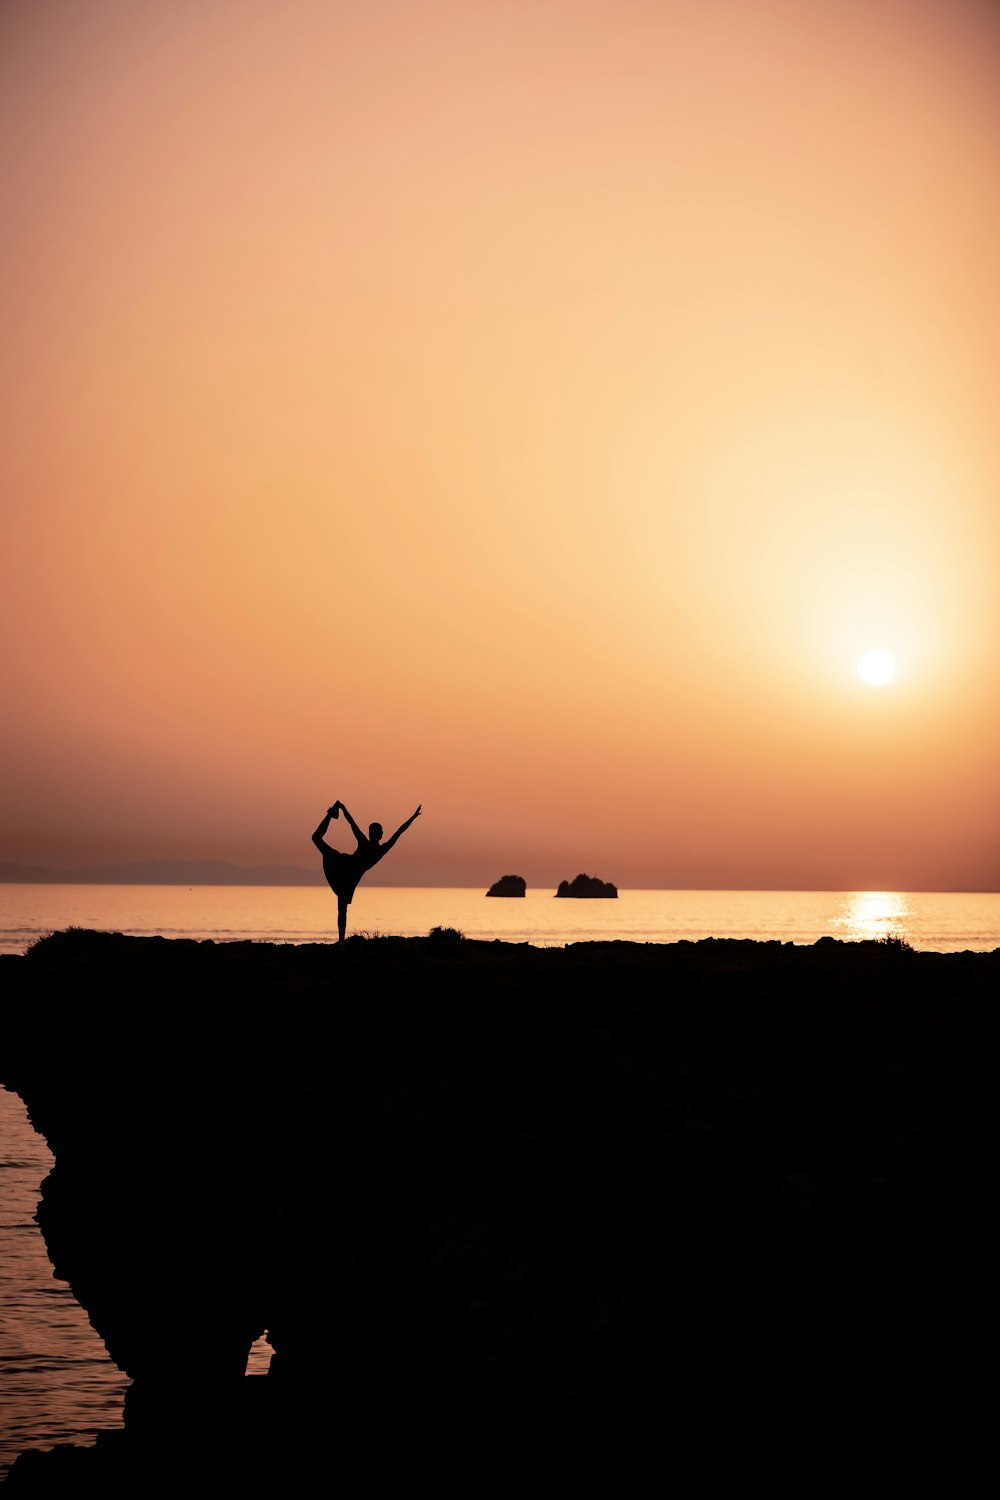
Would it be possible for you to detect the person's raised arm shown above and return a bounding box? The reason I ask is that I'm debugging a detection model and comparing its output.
[311,805,338,851]
[338,804,365,843]
[380,804,422,855]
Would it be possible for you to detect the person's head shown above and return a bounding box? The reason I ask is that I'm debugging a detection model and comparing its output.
[369,822,383,844]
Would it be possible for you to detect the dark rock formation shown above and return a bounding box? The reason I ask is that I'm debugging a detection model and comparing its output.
[1,931,997,1493]
[555,872,617,898]
[485,874,526,897]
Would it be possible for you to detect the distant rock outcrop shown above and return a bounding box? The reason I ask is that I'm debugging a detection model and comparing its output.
[555,873,618,898]
[486,875,526,898]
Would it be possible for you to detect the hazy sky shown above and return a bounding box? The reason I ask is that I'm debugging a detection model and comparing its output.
[2,0,998,889]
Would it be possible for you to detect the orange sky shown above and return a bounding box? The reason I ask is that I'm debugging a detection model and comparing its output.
[2,0,998,890]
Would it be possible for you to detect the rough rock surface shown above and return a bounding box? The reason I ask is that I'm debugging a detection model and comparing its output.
[485,875,526,897]
[0,929,996,1493]
[555,873,617,898]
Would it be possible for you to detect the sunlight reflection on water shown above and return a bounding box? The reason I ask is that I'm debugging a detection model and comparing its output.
[832,891,913,942]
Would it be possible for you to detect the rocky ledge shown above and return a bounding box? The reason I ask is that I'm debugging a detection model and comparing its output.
[555,872,617,897]
[485,874,526,897]
[0,929,996,1493]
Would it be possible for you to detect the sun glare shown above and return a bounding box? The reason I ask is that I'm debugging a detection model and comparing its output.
[858,649,896,686]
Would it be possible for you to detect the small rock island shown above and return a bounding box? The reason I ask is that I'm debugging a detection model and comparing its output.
[486,875,527,897]
[555,873,618,898]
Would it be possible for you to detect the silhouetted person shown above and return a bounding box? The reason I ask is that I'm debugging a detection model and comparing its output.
[312,800,421,941]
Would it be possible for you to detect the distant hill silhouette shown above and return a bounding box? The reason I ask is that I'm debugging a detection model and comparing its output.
[0,860,321,887]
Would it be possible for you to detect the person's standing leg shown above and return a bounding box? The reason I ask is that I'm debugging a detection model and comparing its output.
[337,895,348,943]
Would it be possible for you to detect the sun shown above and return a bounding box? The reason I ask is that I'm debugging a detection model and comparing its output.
[858,649,896,686]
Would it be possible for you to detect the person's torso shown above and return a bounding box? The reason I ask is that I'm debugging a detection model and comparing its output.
[328,838,383,876]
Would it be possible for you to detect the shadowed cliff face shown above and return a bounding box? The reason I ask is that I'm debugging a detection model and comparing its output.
[0,930,996,1492]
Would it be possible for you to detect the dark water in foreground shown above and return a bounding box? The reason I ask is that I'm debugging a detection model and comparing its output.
[0,1087,125,1476]
[0,1088,273,1479]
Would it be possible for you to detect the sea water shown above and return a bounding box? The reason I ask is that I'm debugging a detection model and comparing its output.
[0,1089,128,1477]
[1,883,998,957]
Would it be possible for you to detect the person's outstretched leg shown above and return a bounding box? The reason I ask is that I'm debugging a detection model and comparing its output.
[337,897,348,943]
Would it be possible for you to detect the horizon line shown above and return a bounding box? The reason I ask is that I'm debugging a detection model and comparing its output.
[0,866,996,898]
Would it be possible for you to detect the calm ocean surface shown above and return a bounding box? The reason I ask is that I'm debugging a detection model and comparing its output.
[2,882,999,957]
[1,882,997,1475]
